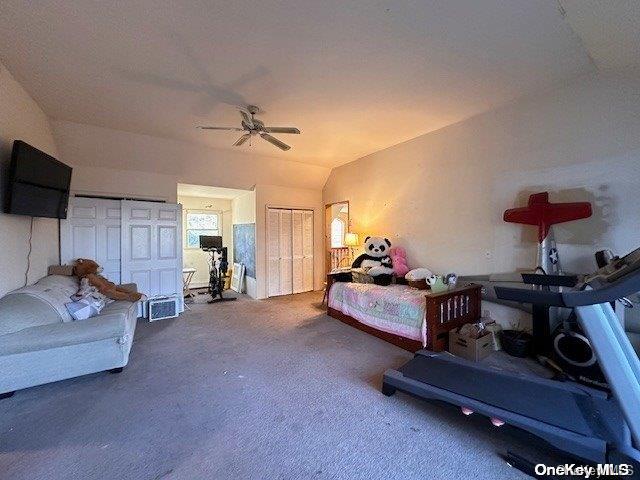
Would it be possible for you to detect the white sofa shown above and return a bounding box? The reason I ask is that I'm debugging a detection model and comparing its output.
[0,275,138,398]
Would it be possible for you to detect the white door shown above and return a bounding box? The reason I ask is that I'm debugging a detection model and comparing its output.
[302,210,314,292]
[120,201,183,310]
[60,197,122,283]
[267,209,281,297]
[267,208,314,297]
[279,209,293,295]
[292,211,304,294]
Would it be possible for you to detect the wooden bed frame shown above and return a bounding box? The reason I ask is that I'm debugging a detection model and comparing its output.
[326,274,481,352]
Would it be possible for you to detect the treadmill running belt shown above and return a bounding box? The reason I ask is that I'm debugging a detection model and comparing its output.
[399,355,600,436]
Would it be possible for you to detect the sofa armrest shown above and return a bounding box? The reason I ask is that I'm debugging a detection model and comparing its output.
[0,313,133,356]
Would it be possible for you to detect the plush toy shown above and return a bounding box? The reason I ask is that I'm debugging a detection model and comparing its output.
[405,268,434,281]
[352,236,394,286]
[73,258,143,302]
[426,274,447,293]
[389,246,410,277]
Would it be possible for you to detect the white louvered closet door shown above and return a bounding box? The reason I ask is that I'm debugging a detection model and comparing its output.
[302,210,314,292]
[267,209,281,297]
[292,211,304,293]
[278,209,293,295]
[267,208,314,297]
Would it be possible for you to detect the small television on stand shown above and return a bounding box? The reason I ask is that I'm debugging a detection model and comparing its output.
[4,140,73,219]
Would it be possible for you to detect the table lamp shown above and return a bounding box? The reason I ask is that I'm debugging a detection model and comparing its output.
[344,232,359,264]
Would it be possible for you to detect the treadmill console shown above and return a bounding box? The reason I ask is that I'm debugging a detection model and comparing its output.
[583,246,640,287]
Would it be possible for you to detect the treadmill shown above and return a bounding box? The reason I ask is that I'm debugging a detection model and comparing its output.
[383,246,640,466]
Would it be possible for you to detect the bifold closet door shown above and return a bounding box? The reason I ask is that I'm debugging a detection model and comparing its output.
[267,209,282,297]
[60,197,123,284]
[120,201,183,304]
[279,210,293,295]
[301,210,314,292]
[292,210,314,293]
[267,208,293,297]
[267,208,314,297]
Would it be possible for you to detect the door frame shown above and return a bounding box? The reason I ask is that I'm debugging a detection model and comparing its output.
[265,205,315,297]
[324,200,350,274]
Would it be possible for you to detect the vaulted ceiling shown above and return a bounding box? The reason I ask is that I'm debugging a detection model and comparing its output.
[0,1,632,168]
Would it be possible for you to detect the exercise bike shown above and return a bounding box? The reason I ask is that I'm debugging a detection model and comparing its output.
[383,246,640,468]
[199,235,236,304]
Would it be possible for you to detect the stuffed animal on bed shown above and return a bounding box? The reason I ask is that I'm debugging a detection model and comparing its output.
[389,246,410,277]
[73,258,143,302]
[352,236,394,286]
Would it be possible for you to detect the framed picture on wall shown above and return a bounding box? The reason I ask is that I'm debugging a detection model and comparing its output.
[231,263,245,293]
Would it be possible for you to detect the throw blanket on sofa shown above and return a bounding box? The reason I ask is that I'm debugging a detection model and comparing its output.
[328,282,427,346]
[5,275,79,323]
[66,278,112,321]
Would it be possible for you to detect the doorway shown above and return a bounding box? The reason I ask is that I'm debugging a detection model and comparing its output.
[325,201,350,273]
[177,183,257,298]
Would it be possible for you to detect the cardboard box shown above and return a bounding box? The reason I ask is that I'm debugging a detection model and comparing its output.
[449,330,493,362]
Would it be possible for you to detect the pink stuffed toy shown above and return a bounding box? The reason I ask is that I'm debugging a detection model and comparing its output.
[389,246,410,277]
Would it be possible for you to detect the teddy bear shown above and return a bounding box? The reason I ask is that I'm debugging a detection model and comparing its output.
[73,258,143,302]
[351,236,394,286]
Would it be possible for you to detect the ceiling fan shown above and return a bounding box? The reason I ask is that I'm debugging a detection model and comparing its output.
[198,105,300,151]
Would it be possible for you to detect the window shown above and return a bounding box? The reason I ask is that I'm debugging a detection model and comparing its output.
[330,218,345,248]
[185,210,221,248]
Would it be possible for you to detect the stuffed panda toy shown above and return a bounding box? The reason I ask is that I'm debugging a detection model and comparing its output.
[352,236,394,286]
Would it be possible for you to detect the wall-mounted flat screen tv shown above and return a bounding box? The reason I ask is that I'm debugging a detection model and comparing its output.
[4,140,72,219]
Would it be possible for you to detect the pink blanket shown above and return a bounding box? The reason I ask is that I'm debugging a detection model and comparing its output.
[328,282,427,346]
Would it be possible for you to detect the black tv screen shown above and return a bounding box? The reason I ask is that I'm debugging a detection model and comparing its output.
[5,141,72,219]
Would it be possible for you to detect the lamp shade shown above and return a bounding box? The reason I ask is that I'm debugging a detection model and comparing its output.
[344,232,359,247]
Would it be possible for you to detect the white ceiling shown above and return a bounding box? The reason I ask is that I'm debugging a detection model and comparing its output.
[177,183,252,199]
[560,0,640,70]
[0,1,601,167]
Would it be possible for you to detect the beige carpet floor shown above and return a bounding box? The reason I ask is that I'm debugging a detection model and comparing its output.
[0,291,566,479]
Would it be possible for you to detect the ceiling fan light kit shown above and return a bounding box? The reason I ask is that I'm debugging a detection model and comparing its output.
[198,105,300,151]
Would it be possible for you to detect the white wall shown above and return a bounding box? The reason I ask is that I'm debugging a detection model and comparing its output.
[53,120,331,194]
[178,195,232,288]
[72,164,178,202]
[232,191,256,224]
[0,62,60,295]
[52,121,332,300]
[255,184,324,299]
[231,190,257,298]
[323,71,640,276]
[52,121,330,301]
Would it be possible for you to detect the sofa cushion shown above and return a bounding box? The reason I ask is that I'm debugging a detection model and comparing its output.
[0,294,62,337]
[0,312,133,356]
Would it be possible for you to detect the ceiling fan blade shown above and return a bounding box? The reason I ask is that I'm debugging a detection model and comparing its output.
[259,133,290,151]
[198,126,245,131]
[263,127,300,134]
[239,109,254,129]
[233,134,251,146]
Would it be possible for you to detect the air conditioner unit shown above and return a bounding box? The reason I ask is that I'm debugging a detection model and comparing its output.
[147,296,180,321]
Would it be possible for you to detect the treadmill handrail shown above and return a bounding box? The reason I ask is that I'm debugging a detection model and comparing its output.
[495,269,640,307]
[563,272,640,307]
[494,286,566,306]
[520,273,578,287]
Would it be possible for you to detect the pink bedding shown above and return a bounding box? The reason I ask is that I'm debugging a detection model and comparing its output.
[328,282,427,346]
